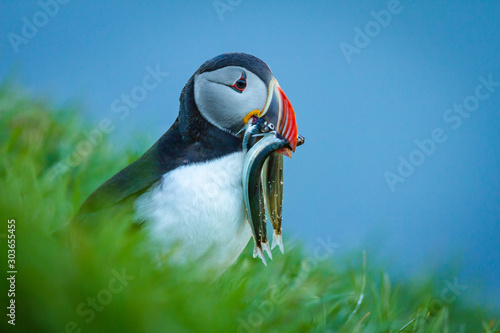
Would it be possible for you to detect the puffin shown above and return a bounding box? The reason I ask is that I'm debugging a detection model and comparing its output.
[76,53,303,270]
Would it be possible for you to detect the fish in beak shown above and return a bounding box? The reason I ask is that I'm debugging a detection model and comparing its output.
[241,79,304,265]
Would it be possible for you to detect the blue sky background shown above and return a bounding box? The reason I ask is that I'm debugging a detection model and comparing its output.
[1,1,499,310]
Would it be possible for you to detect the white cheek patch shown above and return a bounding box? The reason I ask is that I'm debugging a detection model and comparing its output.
[194,66,268,133]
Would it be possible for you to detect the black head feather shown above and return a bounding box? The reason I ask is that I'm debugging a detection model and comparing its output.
[195,52,274,84]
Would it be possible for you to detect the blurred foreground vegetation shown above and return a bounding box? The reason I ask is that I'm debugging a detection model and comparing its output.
[0,83,498,332]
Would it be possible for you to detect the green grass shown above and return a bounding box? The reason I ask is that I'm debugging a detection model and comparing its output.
[0,82,498,332]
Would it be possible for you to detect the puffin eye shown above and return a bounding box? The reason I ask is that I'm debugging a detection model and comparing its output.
[231,73,247,93]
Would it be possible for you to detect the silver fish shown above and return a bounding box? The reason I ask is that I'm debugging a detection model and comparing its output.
[262,152,284,254]
[242,133,289,265]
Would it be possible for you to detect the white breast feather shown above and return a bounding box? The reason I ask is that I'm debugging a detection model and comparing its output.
[134,152,252,269]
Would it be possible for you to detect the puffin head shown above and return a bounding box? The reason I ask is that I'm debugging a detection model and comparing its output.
[192,53,298,156]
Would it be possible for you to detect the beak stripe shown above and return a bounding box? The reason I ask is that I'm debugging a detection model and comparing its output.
[259,79,277,118]
[259,79,298,155]
[277,85,297,152]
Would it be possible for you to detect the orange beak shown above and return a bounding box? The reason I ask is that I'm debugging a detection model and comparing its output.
[260,79,298,158]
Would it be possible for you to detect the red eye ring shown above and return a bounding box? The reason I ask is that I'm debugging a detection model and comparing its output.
[231,73,247,93]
